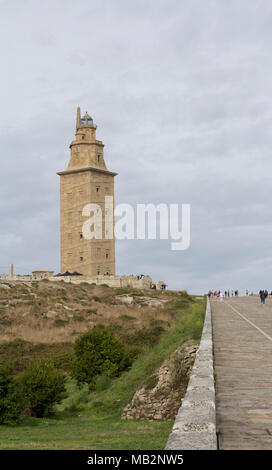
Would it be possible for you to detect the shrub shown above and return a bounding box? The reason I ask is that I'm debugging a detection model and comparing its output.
[17,361,67,417]
[95,373,111,392]
[124,326,165,347]
[178,290,191,300]
[54,319,69,327]
[119,314,135,321]
[0,363,25,424]
[86,308,97,315]
[71,327,131,388]
[125,346,143,361]
[64,399,79,413]
[73,315,84,322]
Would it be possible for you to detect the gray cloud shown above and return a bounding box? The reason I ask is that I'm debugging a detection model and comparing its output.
[1,0,272,293]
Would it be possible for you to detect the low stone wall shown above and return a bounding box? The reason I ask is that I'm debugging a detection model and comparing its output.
[165,298,217,450]
[0,272,163,290]
[48,274,154,289]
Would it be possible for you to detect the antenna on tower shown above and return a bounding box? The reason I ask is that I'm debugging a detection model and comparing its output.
[76,106,81,130]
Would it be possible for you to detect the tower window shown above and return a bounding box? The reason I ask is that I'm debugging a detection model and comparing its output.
[98,155,100,163]
[96,187,100,193]
[80,257,83,262]
[82,135,85,140]
[80,233,83,239]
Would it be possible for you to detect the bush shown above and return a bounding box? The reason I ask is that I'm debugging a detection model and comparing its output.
[0,363,25,424]
[71,327,131,388]
[54,319,69,327]
[124,326,165,347]
[178,290,191,299]
[17,361,67,417]
[95,373,111,392]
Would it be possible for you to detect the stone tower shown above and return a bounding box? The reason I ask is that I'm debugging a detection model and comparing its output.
[57,107,117,277]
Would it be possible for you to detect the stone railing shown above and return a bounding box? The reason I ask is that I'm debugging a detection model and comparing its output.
[165,298,217,450]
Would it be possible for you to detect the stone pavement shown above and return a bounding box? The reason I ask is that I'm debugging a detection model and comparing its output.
[211,296,272,449]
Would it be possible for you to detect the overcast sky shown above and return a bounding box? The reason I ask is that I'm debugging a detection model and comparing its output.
[1,0,272,293]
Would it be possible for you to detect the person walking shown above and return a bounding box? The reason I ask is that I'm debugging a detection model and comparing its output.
[219,291,224,302]
[260,290,266,305]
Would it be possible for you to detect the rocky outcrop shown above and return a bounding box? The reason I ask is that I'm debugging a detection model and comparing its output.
[116,294,168,308]
[121,341,198,421]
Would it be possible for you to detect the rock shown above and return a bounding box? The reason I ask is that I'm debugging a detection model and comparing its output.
[115,295,134,304]
[121,340,197,422]
[46,310,58,318]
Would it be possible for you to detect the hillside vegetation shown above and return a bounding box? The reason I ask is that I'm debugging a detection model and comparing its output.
[0,280,205,449]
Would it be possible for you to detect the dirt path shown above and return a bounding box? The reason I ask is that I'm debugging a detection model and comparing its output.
[211,296,272,449]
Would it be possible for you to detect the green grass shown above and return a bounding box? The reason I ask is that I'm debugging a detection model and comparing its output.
[87,298,205,414]
[0,340,74,373]
[0,413,173,450]
[0,296,205,449]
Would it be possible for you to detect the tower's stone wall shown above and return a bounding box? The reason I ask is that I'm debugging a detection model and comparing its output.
[57,108,117,277]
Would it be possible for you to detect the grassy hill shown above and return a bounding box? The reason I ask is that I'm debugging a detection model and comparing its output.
[0,280,205,449]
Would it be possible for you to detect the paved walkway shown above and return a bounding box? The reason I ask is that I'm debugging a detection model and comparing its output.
[211,296,272,449]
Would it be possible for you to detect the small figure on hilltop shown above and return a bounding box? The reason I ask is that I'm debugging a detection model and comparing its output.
[246,289,248,296]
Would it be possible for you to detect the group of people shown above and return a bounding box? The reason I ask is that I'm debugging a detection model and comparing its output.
[208,288,271,304]
[259,289,269,304]
[208,289,239,299]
